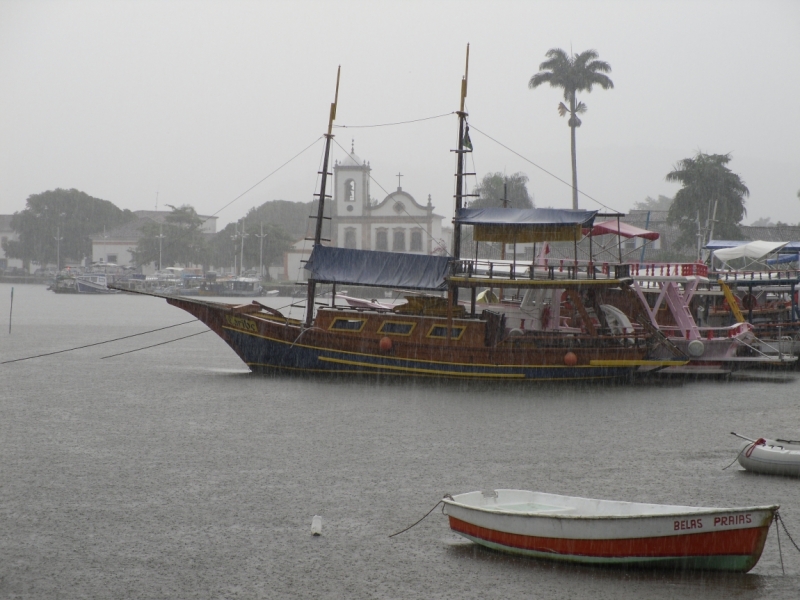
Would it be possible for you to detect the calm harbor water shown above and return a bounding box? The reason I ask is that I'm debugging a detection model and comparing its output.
[1,283,799,599]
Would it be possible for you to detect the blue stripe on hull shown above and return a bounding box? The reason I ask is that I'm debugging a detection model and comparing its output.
[222,329,633,381]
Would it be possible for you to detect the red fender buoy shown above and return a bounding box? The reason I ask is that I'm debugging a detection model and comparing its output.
[379,336,392,351]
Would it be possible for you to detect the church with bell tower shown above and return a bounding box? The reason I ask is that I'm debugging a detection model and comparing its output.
[330,142,448,255]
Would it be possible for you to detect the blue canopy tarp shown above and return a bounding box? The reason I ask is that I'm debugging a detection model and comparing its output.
[767,253,800,265]
[305,246,452,290]
[456,207,597,242]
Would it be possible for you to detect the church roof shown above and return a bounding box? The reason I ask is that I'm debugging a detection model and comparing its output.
[338,141,366,167]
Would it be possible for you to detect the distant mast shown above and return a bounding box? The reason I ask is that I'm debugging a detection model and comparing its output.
[305,66,341,327]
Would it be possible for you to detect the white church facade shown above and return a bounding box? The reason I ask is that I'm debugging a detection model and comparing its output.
[284,145,451,281]
[330,145,449,255]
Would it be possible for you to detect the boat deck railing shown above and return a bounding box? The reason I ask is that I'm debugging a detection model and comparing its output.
[452,258,630,282]
[452,259,711,283]
[711,269,800,285]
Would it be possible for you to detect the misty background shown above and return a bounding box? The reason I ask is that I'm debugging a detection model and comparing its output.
[1,0,798,229]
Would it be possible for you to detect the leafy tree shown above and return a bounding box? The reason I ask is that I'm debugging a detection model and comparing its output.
[207,220,294,277]
[666,153,749,248]
[133,204,208,269]
[632,195,673,211]
[470,172,534,209]
[245,199,317,240]
[2,188,135,269]
[528,49,613,210]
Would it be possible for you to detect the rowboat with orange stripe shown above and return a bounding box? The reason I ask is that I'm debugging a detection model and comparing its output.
[442,490,777,571]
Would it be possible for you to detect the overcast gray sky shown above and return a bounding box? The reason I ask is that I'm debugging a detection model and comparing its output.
[2,0,798,230]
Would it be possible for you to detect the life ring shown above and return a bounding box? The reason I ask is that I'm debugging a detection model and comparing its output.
[741,293,758,310]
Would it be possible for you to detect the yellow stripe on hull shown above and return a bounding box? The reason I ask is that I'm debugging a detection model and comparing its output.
[589,360,688,367]
[318,356,526,378]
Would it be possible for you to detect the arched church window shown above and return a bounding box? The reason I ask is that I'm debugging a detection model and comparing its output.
[410,230,423,252]
[393,230,405,252]
[344,228,357,249]
[344,179,356,202]
[375,229,388,251]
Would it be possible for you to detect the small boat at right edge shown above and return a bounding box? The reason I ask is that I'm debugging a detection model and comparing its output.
[735,434,800,477]
[443,489,777,572]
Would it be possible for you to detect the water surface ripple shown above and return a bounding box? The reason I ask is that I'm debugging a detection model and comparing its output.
[1,284,799,599]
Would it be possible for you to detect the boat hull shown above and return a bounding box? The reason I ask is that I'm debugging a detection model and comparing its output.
[443,490,776,572]
[738,439,800,477]
[165,297,677,381]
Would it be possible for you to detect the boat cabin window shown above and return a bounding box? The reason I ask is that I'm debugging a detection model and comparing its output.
[329,317,367,332]
[427,325,465,340]
[378,321,415,336]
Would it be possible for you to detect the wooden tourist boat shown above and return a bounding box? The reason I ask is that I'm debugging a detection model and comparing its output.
[736,436,800,477]
[147,58,684,382]
[442,489,777,572]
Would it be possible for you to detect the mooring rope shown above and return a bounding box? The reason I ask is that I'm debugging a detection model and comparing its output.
[773,511,800,576]
[775,511,800,554]
[0,319,200,365]
[388,494,453,538]
[100,330,211,359]
[721,450,743,471]
[776,512,785,575]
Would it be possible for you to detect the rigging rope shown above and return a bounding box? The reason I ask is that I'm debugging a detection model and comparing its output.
[0,319,200,365]
[333,112,454,129]
[468,124,618,213]
[203,136,324,223]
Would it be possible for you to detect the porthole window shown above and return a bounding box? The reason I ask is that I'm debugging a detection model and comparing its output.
[427,325,465,340]
[329,318,366,332]
[378,321,415,336]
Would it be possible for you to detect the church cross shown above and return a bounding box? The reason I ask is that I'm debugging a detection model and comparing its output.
[396,172,403,189]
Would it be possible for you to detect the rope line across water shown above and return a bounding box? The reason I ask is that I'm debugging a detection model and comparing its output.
[1,319,200,365]
[388,494,453,538]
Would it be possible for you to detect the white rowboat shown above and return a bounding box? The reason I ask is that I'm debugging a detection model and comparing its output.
[442,489,777,572]
[737,438,800,477]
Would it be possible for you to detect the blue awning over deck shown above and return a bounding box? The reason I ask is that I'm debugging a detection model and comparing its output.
[305,246,452,290]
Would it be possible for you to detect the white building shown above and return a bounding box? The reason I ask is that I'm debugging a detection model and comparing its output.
[89,210,218,271]
[282,146,451,282]
[330,145,448,254]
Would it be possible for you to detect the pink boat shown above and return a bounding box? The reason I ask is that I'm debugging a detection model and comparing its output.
[443,489,777,571]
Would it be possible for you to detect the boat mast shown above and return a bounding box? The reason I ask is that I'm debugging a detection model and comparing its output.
[452,44,469,262]
[452,45,470,305]
[305,66,341,328]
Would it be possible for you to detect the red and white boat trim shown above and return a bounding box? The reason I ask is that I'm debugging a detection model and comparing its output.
[443,490,777,571]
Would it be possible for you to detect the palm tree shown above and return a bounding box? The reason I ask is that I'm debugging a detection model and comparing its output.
[665,152,749,251]
[529,49,613,209]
